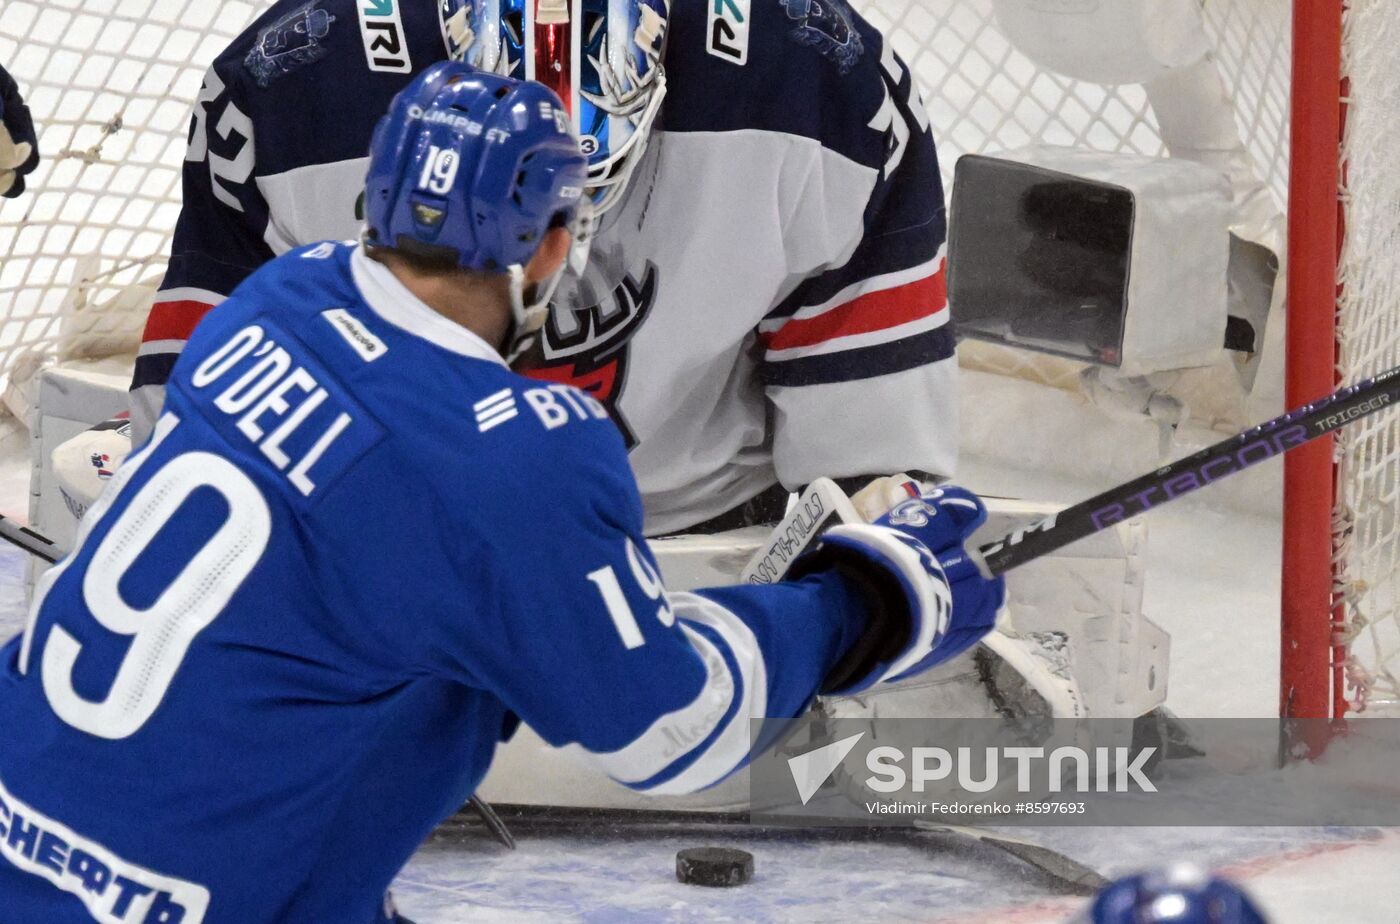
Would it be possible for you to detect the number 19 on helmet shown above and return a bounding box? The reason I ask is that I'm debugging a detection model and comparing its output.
[362,61,592,361]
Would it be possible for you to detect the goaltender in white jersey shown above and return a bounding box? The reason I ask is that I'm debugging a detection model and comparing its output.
[88,0,955,536]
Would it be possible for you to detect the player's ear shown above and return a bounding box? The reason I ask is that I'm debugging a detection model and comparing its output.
[523,226,572,286]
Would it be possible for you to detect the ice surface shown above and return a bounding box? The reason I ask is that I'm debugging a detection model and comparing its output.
[390,825,1399,923]
[396,828,1074,924]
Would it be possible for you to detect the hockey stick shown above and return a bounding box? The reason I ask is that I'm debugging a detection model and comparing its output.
[0,514,59,564]
[971,365,1400,576]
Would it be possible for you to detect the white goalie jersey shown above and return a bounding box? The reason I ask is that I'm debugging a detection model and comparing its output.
[135,0,956,534]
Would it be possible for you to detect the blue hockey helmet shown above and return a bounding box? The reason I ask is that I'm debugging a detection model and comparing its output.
[364,61,588,272]
[363,61,590,358]
[1076,866,1268,924]
[439,0,669,218]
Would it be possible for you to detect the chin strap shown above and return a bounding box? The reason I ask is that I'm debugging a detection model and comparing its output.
[503,265,542,365]
[503,260,571,364]
[502,208,595,364]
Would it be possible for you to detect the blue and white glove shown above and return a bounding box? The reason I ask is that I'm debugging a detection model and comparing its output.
[791,484,1006,696]
[0,64,39,199]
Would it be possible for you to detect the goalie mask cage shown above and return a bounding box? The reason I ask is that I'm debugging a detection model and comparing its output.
[0,1,1395,722]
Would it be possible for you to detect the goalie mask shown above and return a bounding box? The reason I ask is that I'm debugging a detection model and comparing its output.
[440,0,670,218]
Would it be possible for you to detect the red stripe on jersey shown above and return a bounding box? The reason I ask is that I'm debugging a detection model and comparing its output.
[760,267,947,353]
[142,299,218,344]
[523,359,623,404]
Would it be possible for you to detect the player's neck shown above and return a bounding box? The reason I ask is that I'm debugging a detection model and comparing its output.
[373,250,512,354]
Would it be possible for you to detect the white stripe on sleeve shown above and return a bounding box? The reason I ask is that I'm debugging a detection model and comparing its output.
[570,592,769,795]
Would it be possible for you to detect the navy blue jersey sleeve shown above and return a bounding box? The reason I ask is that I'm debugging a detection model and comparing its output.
[664,0,959,485]
[757,66,951,390]
[429,393,870,794]
[743,5,953,386]
[132,0,450,442]
[132,49,274,441]
[760,84,960,486]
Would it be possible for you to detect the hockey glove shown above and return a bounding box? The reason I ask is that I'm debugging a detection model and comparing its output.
[51,416,133,520]
[0,64,39,199]
[791,484,1005,696]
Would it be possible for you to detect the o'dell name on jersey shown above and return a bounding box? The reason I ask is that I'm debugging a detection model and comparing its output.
[189,323,358,498]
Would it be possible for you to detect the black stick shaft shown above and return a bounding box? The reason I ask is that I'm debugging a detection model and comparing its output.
[0,515,59,564]
[976,366,1400,576]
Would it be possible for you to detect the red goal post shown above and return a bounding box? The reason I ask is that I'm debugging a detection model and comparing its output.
[1280,0,1342,724]
[1285,0,1400,722]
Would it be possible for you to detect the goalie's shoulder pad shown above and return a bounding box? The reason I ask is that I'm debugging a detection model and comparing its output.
[662,0,915,173]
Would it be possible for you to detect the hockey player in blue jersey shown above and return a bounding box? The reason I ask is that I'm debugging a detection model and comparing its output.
[0,65,1003,923]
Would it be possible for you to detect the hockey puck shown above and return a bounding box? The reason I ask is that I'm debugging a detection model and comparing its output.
[675,846,754,887]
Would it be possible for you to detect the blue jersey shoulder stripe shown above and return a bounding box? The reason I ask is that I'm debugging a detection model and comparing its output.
[767,214,943,322]
[132,352,180,391]
[162,250,266,300]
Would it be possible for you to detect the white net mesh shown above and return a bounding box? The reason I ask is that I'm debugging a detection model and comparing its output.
[861,0,1161,395]
[864,0,1159,179]
[0,1,1395,715]
[859,0,1293,434]
[0,0,261,383]
[860,0,1294,245]
[1334,0,1400,714]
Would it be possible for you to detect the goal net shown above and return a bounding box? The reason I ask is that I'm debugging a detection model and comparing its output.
[0,1,262,411]
[0,0,1395,719]
[1327,0,1400,716]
